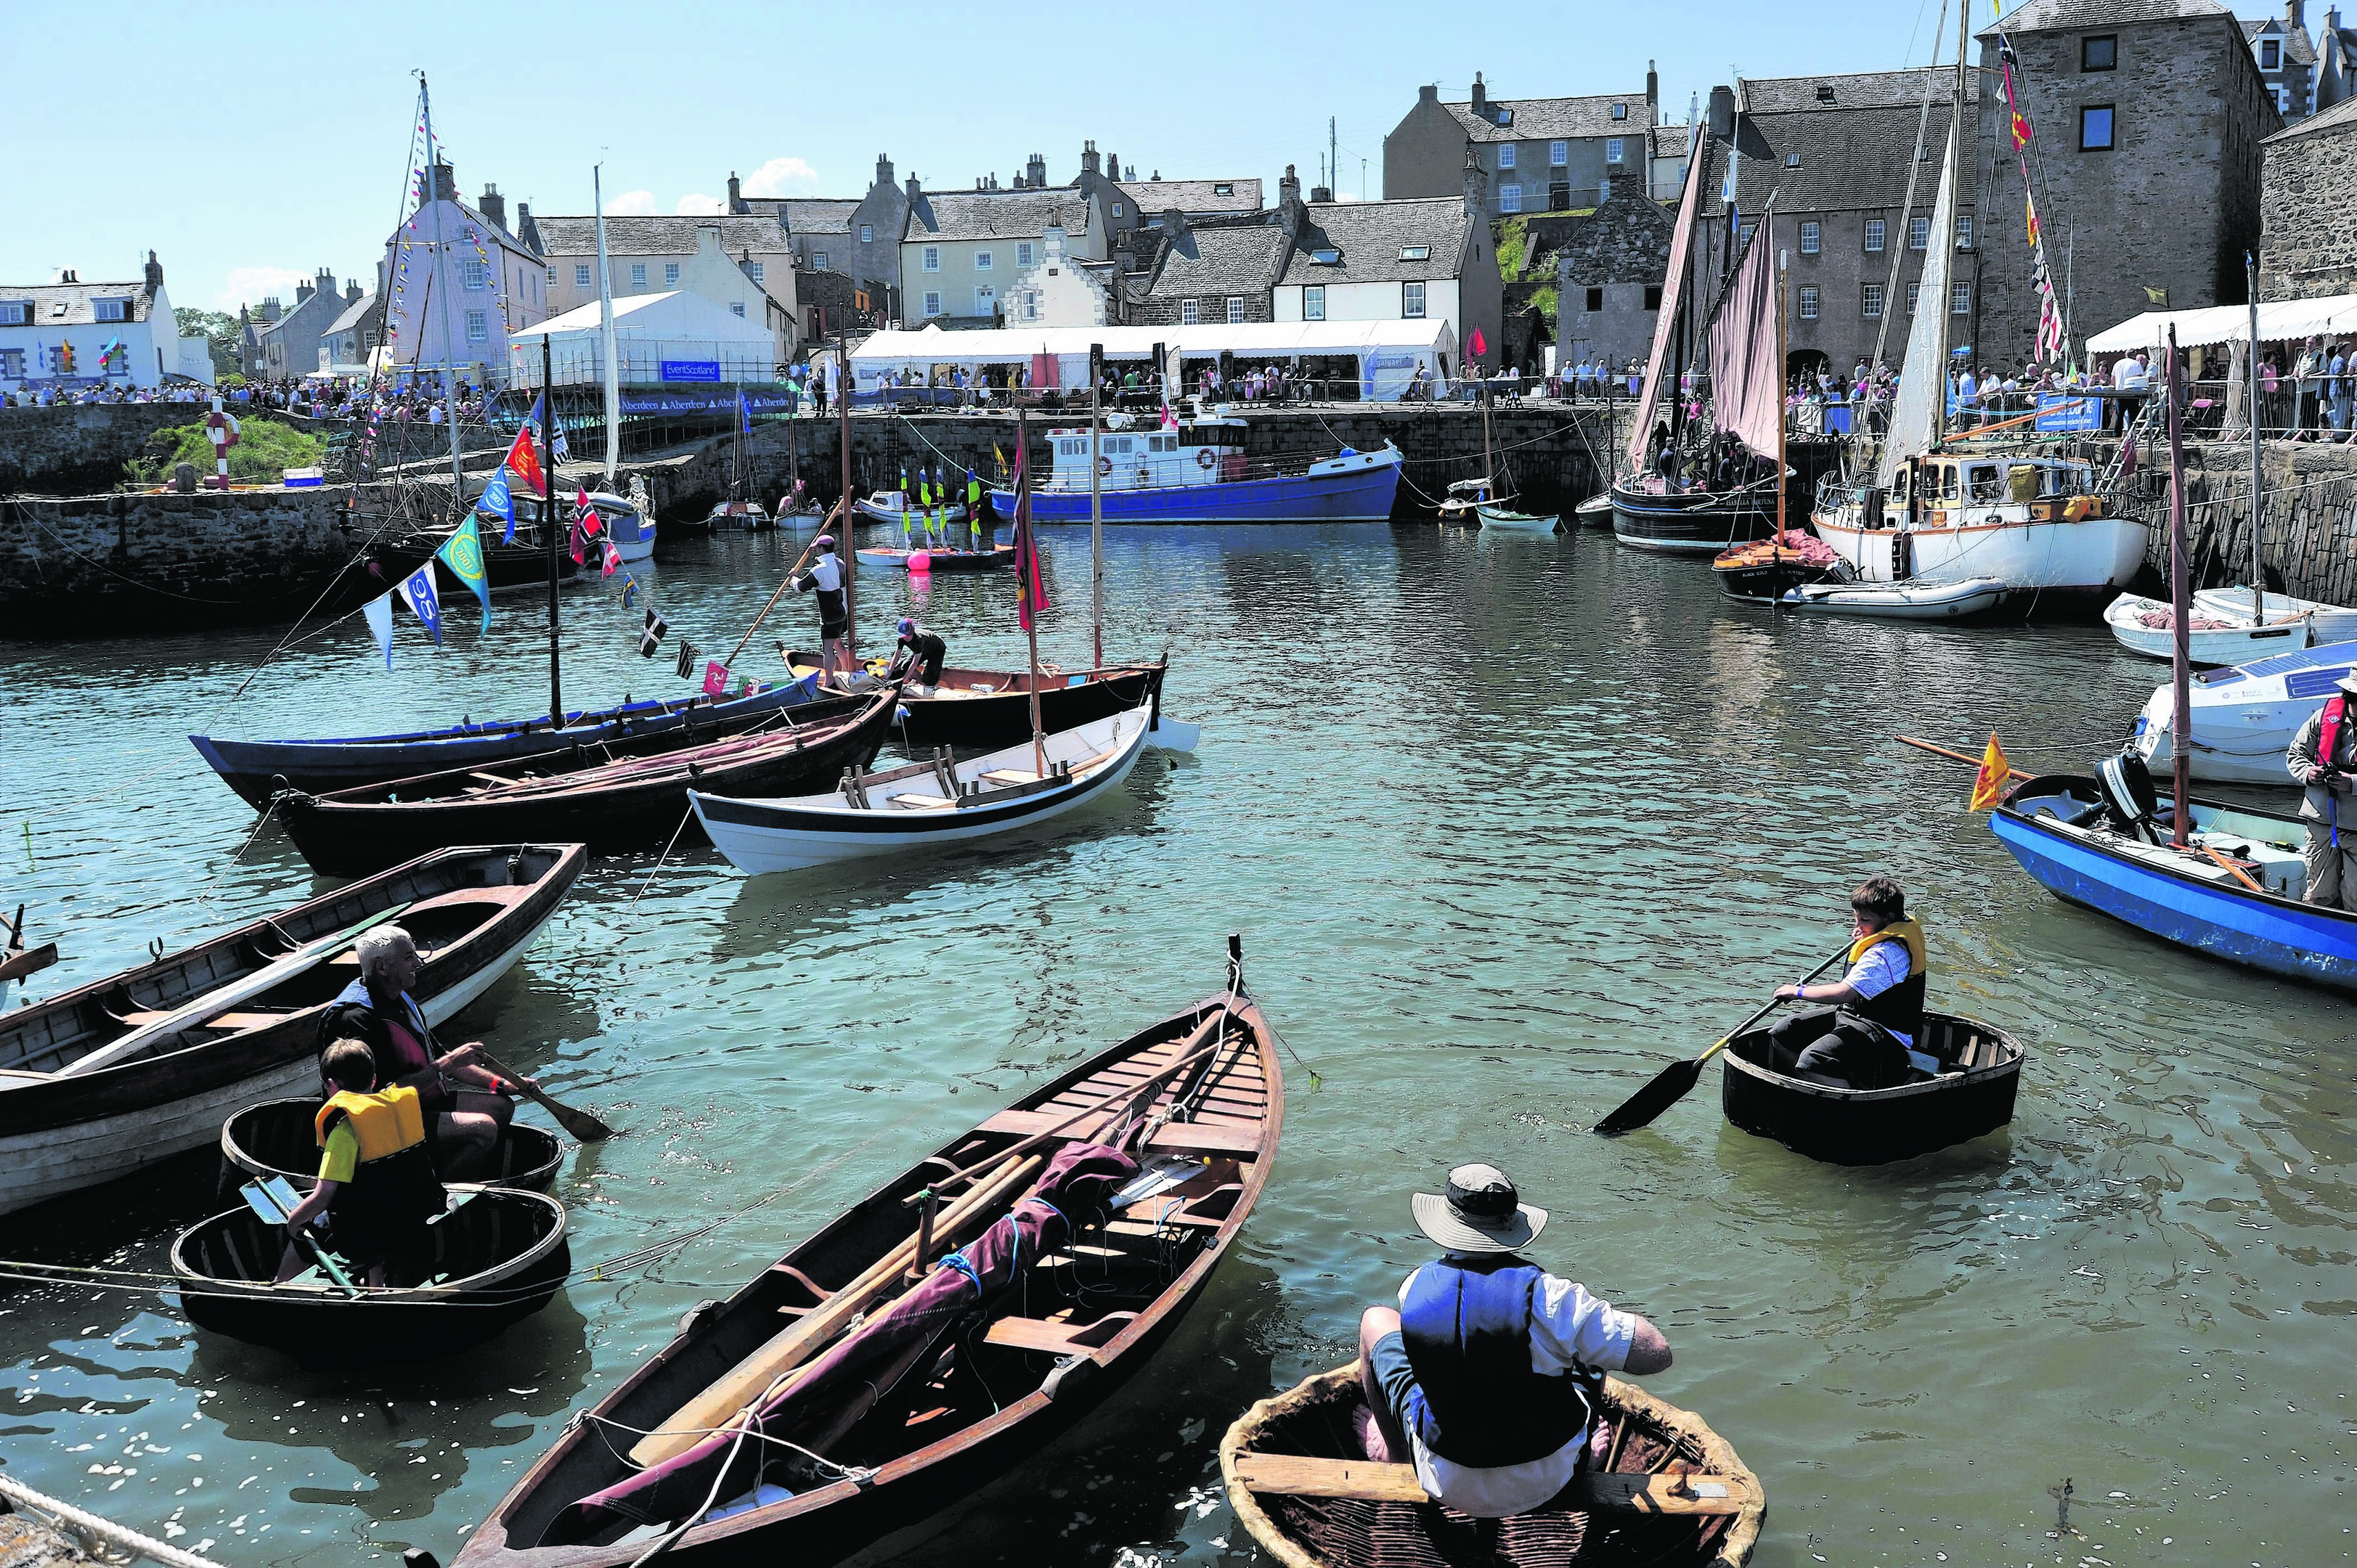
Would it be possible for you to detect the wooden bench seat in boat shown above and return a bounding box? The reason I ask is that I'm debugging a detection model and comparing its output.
[982,1311,1133,1354]
[971,1107,1265,1158]
[1226,1453,1754,1514]
[890,793,958,810]
[980,769,1043,786]
[116,1009,288,1032]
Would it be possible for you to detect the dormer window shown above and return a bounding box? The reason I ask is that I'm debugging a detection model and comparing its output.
[1816,83,1836,102]
[2262,37,2281,69]
[1400,245,1430,261]
[94,298,129,322]
[0,302,28,324]
[1785,152,1801,168]
[1611,102,1628,119]
[1311,248,1342,265]
[1496,107,1513,126]
[1213,182,1234,195]
[49,302,67,319]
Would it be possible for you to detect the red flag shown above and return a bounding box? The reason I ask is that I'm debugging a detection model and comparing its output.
[601,539,622,579]
[575,487,603,536]
[1468,326,1488,362]
[504,422,545,497]
[1011,467,1050,632]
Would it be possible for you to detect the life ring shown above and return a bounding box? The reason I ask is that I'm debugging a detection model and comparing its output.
[1099,456,1113,476]
[1196,447,1216,470]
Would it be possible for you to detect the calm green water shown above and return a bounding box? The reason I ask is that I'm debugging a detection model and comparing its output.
[1,523,2350,1568]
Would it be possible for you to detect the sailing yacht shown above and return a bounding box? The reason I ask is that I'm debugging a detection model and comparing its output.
[1805,21,2143,616]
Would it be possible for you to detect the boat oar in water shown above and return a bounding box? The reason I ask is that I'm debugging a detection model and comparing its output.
[1592,944,1852,1137]
[468,1045,615,1143]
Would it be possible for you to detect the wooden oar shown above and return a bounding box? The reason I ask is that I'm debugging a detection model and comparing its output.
[1592,944,1852,1137]
[2194,843,2268,895]
[1897,734,2040,787]
[716,506,842,676]
[465,1045,614,1143]
[58,903,413,1080]
[0,943,57,987]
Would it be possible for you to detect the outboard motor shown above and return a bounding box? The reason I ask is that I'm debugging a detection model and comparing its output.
[2095,749,2169,843]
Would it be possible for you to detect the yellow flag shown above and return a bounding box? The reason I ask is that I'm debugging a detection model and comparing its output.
[1968,732,2013,812]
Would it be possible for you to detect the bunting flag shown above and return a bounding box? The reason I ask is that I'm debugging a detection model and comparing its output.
[2000,34,2035,151]
[675,640,699,680]
[433,517,493,633]
[623,581,638,610]
[993,443,1009,481]
[396,564,444,645]
[505,396,547,496]
[738,388,752,435]
[602,539,622,579]
[481,467,516,544]
[2024,189,2041,249]
[362,592,396,670]
[638,608,669,657]
[1011,465,1049,632]
[1968,733,2015,812]
[702,660,730,698]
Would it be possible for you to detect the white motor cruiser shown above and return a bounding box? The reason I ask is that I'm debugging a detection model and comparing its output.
[2132,637,2357,785]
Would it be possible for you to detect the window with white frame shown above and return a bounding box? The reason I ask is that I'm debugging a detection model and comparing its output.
[1499,184,1523,213]
[1605,138,1624,163]
[0,302,28,324]
[923,290,943,317]
[1611,102,1628,118]
[1598,177,1612,201]
[1498,144,1516,168]
[1304,285,1325,320]
[1798,286,1820,320]
[922,247,940,271]
[466,309,488,343]
[1403,281,1426,319]
[1550,140,1568,166]
[0,348,21,376]
[859,224,873,242]
[1905,281,1921,314]
[1865,218,1886,252]
[749,261,765,282]
[1017,242,1035,267]
[1112,203,1124,217]
[1950,282,1971,315]
[1226,296,1245,323]
[1863,282,1885,318]
[1799,221,1821,254]
[1955,216,1974,250]
[1740,221,1756,248]
[630,263,647,287]
[574,264,590,287]
[814,251,828,270]
[2263,37,2281,68]
[94,298,129,322]
[664,263,680,285]
[462,258,488,290]
[975,250,993,271]
[1909,216,1930,250]
[1181,298,1200,324]
[546,266,558,287]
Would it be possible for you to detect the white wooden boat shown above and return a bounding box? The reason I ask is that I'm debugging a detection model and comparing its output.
[689,706,1153,875]
[2133,637,2357,785]
[1776,576,2010,620]
[2196,587,2357,643]
[853,491,968,527]
[2104,592,2309,663]
[1477,499,1561,534]
[0,845,584,1217]
[1574,493,1617,529]
[707,499,771,531]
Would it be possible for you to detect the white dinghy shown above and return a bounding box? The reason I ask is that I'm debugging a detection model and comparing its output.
[2133,638,2357,786]
[1776,576,2010,620]
[2104,592,2310,664]
[2195,587,2357,643]
[689,703,1155,875]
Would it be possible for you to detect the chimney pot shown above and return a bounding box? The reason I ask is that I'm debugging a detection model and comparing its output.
[477,183,506,230]
[1708,84,1735,140]
[1418,83,1438,104]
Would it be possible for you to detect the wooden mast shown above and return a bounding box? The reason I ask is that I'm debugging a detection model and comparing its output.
[1933,0,1967,452]
[2248,252,2266,624]
[836,322,855,669]
[542,332,561,727]
[417,74,466,526]
[1017,401,1046,775]
[2167,324,2191,849]
[1775,242,1789,547]
[1090,342,1104,671]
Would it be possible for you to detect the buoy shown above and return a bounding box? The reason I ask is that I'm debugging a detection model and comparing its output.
[908,549,932,573]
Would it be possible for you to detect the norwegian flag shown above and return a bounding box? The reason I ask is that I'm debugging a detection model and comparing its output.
[569,487,604,564]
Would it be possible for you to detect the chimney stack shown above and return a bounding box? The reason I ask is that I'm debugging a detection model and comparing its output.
[876,153,895,190]
[2289,0,2307,32]
[143,250,163,290]
[346,279,363,303]
[1027,152,1047,188]
[479,183,505,229]
[728,171,743,212]
[1647,59,1659,116]
[1279,163,1305,239]
[430,162,456,202]
[1418,83,1438,105]
[1462,146,1488,211]
[905,171,921,208]
[297,279,315,304]
[1470,72,1487,117]
[1709,84,1735,140]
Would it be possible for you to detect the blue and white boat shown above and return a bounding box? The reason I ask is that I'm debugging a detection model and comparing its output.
[1992,756,2357,991]
[2132,637,2357,786]
[990,417,1401,524]
[190,673,823,811]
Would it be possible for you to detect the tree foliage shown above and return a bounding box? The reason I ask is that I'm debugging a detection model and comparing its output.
[174,307,243,379]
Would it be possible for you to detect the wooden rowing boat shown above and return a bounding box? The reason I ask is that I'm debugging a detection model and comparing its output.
[218,1097,564,1197]
[690,704,1155,875]
[783,650,1166,751]
[274,690,899,877]
[1721,1012,2026,1165]
[1221,1363,1763,1568]
[0,845,584,1218]
[454,944,1284,1567]
[170,1185,570,1365]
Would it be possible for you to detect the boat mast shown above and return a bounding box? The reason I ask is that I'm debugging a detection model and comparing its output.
[1932,0,1967,452]
[542,332,562,727]
[2167,324,2191,849]
[1481,367,1497,502]
[2248,252,2265,623]
[418,74,466,523]
[1775,244,1789,542]
[836,322,855,663]
[1090,341,1104,669]
[595,165,621,492]
[1017,401,1046,774]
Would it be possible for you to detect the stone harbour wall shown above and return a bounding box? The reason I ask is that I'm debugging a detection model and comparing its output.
[2127,437,2357,605]
[0,404,215,495]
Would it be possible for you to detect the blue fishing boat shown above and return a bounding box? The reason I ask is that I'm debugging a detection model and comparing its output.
[989,417,1401,523]
[1991,758,2357,991]
[191,674,823,811]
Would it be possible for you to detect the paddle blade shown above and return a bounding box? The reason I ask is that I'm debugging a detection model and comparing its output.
[547,1099,616,1143]
[1592,1058,1707,1137]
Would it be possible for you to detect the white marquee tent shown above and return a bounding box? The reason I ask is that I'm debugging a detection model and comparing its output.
[848,318,1459,401]
[2086,293,2357,356]
[507,290,776,385]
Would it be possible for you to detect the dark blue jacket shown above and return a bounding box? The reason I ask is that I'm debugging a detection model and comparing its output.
[1399,1254,1595,1469]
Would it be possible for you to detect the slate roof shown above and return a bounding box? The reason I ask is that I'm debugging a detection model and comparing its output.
[2267,89,2357,139]
[1444,89,1650,142]
[1984,0,2233,33]
[908,189,1086,242]
[1274,198,1473,285]
[0,278,160,326]
[327,290,380,336]
[1143,220,1290,298]
[1699,70,1980,216]
[1739,68,1963,114]
[1117,176,1263,214]
[531,215,789,256]
[2242,16,2320,65]
[774,198,860,235]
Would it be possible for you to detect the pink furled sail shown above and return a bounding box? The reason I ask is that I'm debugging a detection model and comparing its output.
[1624,150,1707,473]
[1707,215,1781,458]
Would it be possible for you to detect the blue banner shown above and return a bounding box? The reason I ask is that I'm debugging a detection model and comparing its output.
[396,565,443,645]
[2035,393,2104,433]
[480,467,515,542]
[660,360,722,383]
[618,386,801,415]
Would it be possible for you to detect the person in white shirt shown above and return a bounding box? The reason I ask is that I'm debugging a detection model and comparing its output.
[1354,1164,1673,1519]
[791,534,850,674]
[1765,875,1931,1088]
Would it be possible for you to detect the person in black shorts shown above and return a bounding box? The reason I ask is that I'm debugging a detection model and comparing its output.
[890,617,948,693]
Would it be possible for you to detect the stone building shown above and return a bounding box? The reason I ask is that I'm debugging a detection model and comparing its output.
[1974,0,2280,371]
[1272,181,1502,369]
[2244,0,2319,118]
[1123,213,1289,328]
[730,155,910,319]
[2260,94,2357,295]
[375,166,549,389]
[2313,5,2357,107]
[322,288,381,370]
[1385,69,1660,218]
[248,270,360,379]
[529,219,796,368]
[1552,186,1678,371]
[900,187,1107,328]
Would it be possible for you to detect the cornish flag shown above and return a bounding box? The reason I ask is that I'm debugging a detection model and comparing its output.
[638,608,669,658]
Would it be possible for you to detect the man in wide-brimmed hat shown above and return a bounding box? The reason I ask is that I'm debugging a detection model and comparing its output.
[2288,670,2357,906]
[1355,1164,1672,1518]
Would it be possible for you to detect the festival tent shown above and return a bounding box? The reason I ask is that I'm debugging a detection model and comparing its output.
[505,290,776,385]
[849,318,1459,401]
[2086,293,2357,355]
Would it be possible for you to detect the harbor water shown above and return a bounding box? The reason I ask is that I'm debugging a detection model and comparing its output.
[1,523,2348,1567]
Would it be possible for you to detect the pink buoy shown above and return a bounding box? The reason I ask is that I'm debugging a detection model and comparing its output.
[907,549,931,574]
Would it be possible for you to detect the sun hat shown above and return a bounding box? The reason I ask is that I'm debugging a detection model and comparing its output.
[815,533,835,548]
[2336,671,2357,695]
[1410,1164,1547,1254]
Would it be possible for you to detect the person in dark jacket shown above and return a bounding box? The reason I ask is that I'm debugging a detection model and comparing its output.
[1764,875,1929,1089]
[889,618,948,692]
[316,926,524,1178]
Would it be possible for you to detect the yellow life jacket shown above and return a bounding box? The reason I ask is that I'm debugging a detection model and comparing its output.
[314,1085,428,1164]
[1850,918,1927,976]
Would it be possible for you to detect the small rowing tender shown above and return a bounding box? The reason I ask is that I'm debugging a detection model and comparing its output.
[1221,1363,1762,1568]
[219,1097,564,1196]
[455,939,1283,1568]
[1720,1012,2025,1164]
[852,543,1013,573]
[783,649,1179,751]
[691,704,1154,875]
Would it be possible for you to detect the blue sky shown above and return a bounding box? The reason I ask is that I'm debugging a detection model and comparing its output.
[9,0,2284,314]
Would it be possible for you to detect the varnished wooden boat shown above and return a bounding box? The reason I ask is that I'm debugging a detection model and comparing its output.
[783,650,1165,750]
[0,844,584,1218]
[219,1097,564,1197]
[274,689,899,876]
[1721,1012,2025,1165]
[454,943,1284,1567]
[170,1185,570,1364]
[1221,1363,1762,1568]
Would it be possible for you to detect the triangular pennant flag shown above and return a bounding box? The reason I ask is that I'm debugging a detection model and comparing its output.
[433,516,494,633]
[481,467,516,544]
[638,608,669,658]
[362,591,395,670]
[504,398,546,497]
[395,564,443,645]
[703,659,730,698]
[676,640,698,680]
[1968,732,2014,812]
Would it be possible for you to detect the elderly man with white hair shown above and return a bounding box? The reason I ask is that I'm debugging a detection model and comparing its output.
[316,925,530,1178]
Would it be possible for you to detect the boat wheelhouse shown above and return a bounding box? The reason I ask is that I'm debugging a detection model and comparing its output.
[993,417,1401,524]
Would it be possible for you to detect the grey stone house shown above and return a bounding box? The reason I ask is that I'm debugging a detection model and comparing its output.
[730,155,910,322]
[244,269,357,379]
[1973,0,2281,370]
[1552,187,1678,371]
[321,287,381,369]
[1384,69,1660,218]
[2259,93,2357,295]
[1125,215,1290,327]
[2244,0,2319,118]
[2318,6,2357,107]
